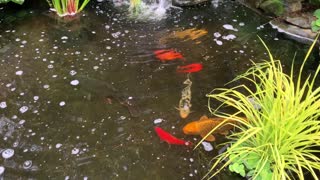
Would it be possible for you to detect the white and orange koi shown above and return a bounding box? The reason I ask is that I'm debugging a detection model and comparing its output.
[177,76,192,119]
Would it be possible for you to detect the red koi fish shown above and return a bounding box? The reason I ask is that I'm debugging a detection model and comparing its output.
[177,63,203,73]
[154,127,191,146]
[154,49,185,62]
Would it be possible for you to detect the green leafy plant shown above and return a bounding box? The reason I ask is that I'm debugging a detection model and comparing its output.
[197,36,320,179]
[0,0,24,4]
[311,9,320,32]
[47,0,91,17]
[129,0,142,15]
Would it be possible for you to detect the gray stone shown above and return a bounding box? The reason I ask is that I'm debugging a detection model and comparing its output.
[285,1,302,13]
[285,12,315,29]
[172,0,209,7]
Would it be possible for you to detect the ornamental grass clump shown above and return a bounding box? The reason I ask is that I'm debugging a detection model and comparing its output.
[47,0,91,17]
[201,37,320,179]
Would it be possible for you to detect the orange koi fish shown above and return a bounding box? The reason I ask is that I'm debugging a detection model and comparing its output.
[183,115,240,141]
[154,49,185,62]
[154,127,191,146]
[159,28,208,44]
[177,63,203,73]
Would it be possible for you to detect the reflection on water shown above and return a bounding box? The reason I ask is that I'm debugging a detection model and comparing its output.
[0,0,314,179]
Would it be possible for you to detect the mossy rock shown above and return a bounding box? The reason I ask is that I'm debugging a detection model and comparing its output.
[260,0,284,16]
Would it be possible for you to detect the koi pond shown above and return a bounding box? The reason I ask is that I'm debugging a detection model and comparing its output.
[0,0,317,179]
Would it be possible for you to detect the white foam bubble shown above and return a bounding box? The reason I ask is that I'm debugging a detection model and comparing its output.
[59,101,66,106]
[222,34,236,40]
[43,84,50,89]
[2,149,14,159]
[15,70,23,76]
[0,102,7,109]
[56,143,62,148]
[69,70,77,76]
[33,96,39,101]
[19,106,29,113]
[153,118,163,124]
[70,80,79,86]
[223,24,238,31]
[213,32,221,38]
[19,119,26,124]
[71,148,80,155]
[216,40,223,46]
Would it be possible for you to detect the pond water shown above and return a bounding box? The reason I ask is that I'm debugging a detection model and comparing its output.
[0,0,316,179]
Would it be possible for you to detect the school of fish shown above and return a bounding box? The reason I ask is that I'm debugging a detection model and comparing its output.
[153,29,239,148]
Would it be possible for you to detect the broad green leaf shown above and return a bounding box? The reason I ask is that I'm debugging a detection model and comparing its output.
[229,163,246,177]
[245,153,261,169]
[311,21,320,32]
[316,19,320,26]
[314,9,320,18]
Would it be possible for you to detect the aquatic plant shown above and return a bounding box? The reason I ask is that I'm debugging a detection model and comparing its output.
[47,0,91,17]
[129,0,142,14]
[0,0,23,4]
[311,9,320,32]
[200,36,320,179]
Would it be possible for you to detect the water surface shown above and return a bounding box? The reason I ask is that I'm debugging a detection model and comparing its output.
[0,0,315,179]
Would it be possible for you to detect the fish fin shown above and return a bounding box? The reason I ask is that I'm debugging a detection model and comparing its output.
[219,130,229,136]
[200,132,215,142]
[199,115,208,121]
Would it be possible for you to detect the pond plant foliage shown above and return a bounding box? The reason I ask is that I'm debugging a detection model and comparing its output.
[200,36,320,179]
[129,0,142,14]
[46,0,91,17]
[0,0,23,4]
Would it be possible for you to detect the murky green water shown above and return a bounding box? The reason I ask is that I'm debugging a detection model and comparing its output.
[0,0,316,179]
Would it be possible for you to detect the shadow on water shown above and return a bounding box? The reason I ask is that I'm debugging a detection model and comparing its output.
[0,0,318,179]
